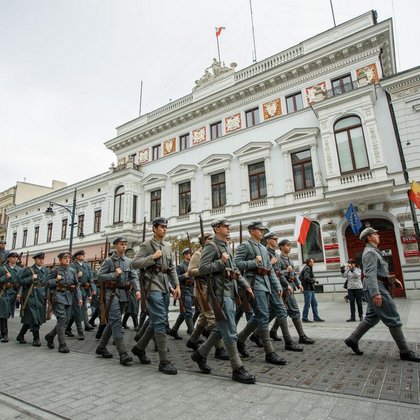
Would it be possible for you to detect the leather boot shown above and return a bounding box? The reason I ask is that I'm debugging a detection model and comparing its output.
[122,313,130,329]
[168,315,184,339]
[135,319,150,342]
[115,337,132,365]
[265,352,287,365]
[131,346,151,364]
[185,317,194,335]
[214,347,229,360]
[45,334,55,349]
[58,344,70,353]
[237,340,249,358]
[159,361,177,375]
[95,323,107,340]
[186,340,199,351]
[249,333,263,347]
[191,350,211,373]
[32,331,41,347]
[344,320,372,355]
[16,324,28,344]
[232,366,256,384]
[132,315,139,329]
[0,319,8,342]
[95,347,113,358]
[285,340,303,352]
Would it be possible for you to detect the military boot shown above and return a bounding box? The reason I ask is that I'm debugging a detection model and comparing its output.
[32,331,41,347]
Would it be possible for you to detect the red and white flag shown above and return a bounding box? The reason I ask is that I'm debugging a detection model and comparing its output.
[215,26,225,37]
[294,214,311,245]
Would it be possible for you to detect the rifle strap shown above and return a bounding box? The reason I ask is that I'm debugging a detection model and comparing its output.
[21,268,36,313]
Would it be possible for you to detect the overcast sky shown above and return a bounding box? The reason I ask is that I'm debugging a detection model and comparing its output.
[1,0,419,192]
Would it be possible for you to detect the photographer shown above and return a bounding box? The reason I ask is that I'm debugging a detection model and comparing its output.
[341,259,363,322]
[300,258,324,322]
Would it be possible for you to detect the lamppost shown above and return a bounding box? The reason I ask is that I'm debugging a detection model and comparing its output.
[45,188,80,255]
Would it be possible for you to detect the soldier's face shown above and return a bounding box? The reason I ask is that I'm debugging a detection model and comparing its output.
[8,256,17,265]
[35,257,44,266]
[251,228,264,241]
[368,233,380,246]
[154,225,167,239]
[60,256,71,267]
[215,224,230,239]
[76,255,85,262]
[281,244,291,254]
[115,242,128,254]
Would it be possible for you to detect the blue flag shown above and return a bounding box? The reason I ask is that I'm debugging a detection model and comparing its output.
[345,203,363,235]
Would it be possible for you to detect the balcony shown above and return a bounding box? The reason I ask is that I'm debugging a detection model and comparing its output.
[324,167,394,206]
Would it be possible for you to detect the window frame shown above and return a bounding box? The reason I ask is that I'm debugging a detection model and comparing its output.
[286,92,303,113]
[248,161,267,201]
[291,149,315,191]
[113,186,124,223]
[150,189,161,220]
[61,218,68,240]
[179,133,190,151]
[210,121,222,140]
[152,144,161,160]
[94,211,101,233]
[331,74,353,96]
[211,172,226,209]
[178,181,191,216]
[22,229,28,248]
[34,226,39,245]
[245,107,260,128]
[77,214,84,237]
[47,222,53,243]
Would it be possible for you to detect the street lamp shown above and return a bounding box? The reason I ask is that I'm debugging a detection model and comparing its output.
[45,188,78,255]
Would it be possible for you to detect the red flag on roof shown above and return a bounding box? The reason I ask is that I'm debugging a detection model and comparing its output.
[215,26,225,37]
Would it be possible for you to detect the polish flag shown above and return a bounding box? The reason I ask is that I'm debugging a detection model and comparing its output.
[294,214,311,245]
[215,26,225,37]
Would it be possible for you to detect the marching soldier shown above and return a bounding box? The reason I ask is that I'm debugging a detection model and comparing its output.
[344,227,420,361]
[186,232,229,360]
[16,252,49,346]
[235,222,286,365]
[95,237,140,365]
[267,236,314,345]
[0,252,22,342]
[190,218,256,384]
[44,252,82,353]
[0,240,9,265]
[131,217,180,374]
[67,250,96,336]
[168,247,194,339]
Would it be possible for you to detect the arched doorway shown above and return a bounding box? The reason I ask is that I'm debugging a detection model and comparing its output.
[345,218,405,297]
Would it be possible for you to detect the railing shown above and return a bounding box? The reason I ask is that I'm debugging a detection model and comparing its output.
[249,198,267,208]
[210,208,225,215]
[147,95,194,122]
[294,189,316,200]
[177,214,190,222]
[340,170,373,185]
[112,161,141,173]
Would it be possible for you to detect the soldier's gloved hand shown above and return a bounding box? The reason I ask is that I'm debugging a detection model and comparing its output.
[77,271,83,278]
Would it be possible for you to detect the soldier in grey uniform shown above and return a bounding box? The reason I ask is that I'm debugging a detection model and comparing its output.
[16,252,49,346]
[95,237,140,365]
[168,247,194,339]
[190,218,256,384]
[267,237,314,345]
[0,252,22,342]
[66,250,96,338]
[0,240,9,265]
[235,222,287,365]
[131,217,180,374]
[344,227,420,362]
[44,252,82,353]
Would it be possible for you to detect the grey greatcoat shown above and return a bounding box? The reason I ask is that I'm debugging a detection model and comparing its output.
[18,264,49,326]
[0,264,22,318]
[70,261,96,322]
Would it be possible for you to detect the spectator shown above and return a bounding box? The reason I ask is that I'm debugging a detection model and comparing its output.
[341,259,363,322]
[300,258,324,323]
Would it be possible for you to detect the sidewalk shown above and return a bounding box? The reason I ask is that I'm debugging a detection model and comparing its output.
[0,295,419,419]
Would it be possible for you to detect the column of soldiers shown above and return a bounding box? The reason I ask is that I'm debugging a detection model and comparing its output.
[2,219,420,385]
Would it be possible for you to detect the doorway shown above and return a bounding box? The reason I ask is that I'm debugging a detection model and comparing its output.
[345,218,405,297]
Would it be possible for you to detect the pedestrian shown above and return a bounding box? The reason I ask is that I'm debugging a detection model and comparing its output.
[344,228,420,361]
[95,237,141,365]
[168,247,194,339]
[16,252,49,346]
[300,258,324,323]
[341,259,363,322]
[0,252,22,342]
[266,236,314,345]
[235,222,287,365]
[44,252,82,353]
[131,217,180,374]
[186,232,229,360]
[190,218,256,384]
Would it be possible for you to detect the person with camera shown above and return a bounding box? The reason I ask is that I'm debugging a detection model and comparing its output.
[344,227,420,361]
[341,259,363,322]
[300,258,324,323]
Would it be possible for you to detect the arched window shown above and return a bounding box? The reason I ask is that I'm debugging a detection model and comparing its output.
[334,116,369,174]
[301,221,324,262]
[114,186,125,223]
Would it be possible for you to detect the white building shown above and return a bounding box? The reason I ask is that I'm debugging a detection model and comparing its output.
[7,11,420,296]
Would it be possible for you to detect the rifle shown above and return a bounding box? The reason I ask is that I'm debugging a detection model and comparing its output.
[139,217,148,315]
[239,220,243,244]
[199,215,227,322]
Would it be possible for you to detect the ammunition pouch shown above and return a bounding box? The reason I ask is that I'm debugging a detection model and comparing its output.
[2,282,14,289]
[82,282,91,290]
[185,279,194,286]
[56,284,76,293]
[223,268,240,280]
[153,265,169,274]
[256,267,271,276]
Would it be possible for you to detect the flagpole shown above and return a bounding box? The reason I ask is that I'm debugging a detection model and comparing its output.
[216,35,221,63]
[249,0,258,63]
[138,80,143,117]
[329,0,337,27]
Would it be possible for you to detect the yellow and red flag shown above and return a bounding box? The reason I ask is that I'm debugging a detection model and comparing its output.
[215,27,225,37]
[409,181,420,210]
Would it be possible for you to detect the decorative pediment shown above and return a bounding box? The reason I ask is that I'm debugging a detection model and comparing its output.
[198,154,232,168]
[233,142,272,158]
[276,127,319,148]
[141,173,167,191]
[167,164,197,177]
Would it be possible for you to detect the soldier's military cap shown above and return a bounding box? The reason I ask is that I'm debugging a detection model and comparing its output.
[0,240,6,244]
[198,232,213,241]
[278,239,291,247]
[264,231,278,241]
[182,247,192,255]
[73,250,85,257]
[247,221,267,230]
[57,252,71,259]
[113,237,127,245]
[210,218,230,227]
[152,217,168,227]
[32,252,45,259]
[8,251,19,258]
[359,227,378,241]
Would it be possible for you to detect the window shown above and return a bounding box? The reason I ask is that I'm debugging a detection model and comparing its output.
[132,195,137,224]
[152,144,161,160]
[179,134,190,151]
[47,222,53,243]
[292,150,315,191]
[94,211,101,233]
[61,219,68,239]
[179,182,191,215]
[301,221,324,262]
[210,121,222,140]
[211,172,226,208]
[331,74,353,96]
[77,215,84,236]
[248,162,267,200]
[334,116,369,174]
[245,107,260,128]
[114,186,124,223]
[150,189,161,220]
[286,92,303,113]
[12,232,17,249]
[22,229,28,247]
[34,226,39,245]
